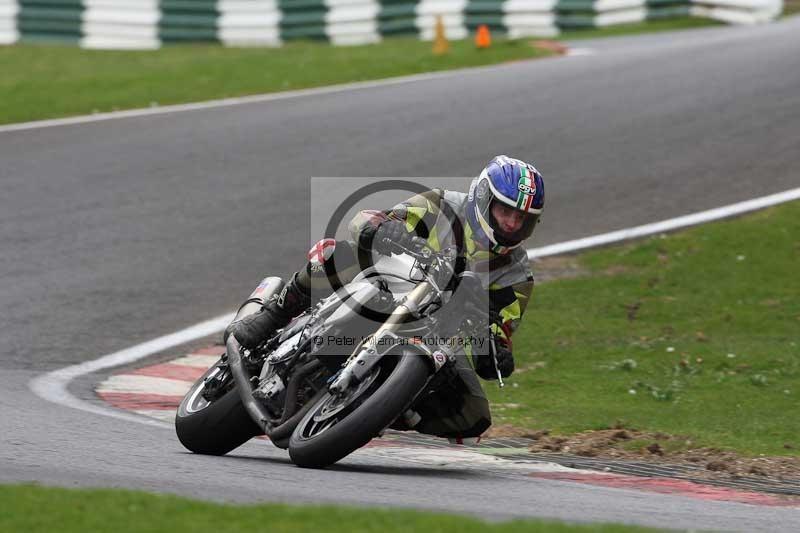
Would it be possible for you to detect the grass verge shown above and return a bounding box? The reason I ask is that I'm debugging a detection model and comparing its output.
[784,0,800,16]
[0,484,662,533]
[489,201,800,457]
[0,38,551,125]
[559,16,723,40]
[0,16,722,126]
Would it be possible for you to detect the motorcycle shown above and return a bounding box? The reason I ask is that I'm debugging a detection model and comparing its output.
[175,239,499,468]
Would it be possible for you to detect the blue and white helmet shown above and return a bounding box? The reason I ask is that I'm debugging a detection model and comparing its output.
[466,155,545,254]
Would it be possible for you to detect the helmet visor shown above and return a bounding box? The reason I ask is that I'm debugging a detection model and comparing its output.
[488,199,539,246]
[473,177,539,247]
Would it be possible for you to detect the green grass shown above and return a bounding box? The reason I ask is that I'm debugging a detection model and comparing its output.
[490,201,800,456]
[784,0,800,16]
[0,38,551,125]
[559,16,723,40]
[0,484,663,533]
[0,15,724,125]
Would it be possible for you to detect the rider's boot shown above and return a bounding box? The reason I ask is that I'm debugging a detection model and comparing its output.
[226,272,310,350]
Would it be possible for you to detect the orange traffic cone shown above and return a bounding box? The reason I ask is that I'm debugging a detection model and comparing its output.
[432,15,449,55]
[475,24,491,49]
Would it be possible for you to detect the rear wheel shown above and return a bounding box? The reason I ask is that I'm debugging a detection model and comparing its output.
[175,358,263,455]
[288,349,431,468]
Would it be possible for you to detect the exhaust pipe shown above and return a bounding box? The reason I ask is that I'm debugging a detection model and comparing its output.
[227,335,273,434]
[224,276,285,433]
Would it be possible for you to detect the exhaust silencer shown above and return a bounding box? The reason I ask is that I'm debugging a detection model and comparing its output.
[232,276,285,323]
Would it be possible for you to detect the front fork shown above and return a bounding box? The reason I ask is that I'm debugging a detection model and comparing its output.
[328,282,436,394]
[327,279,505,395]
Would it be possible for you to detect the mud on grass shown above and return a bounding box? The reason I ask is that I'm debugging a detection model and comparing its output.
[493,201,800,460]
[486,425,800,481]
[529,256,589,283]
[538,428,799,481]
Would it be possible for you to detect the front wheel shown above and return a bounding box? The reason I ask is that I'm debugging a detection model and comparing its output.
[288,349,431,468]
[175,358,263,455]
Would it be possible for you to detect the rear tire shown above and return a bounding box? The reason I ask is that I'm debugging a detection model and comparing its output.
[288,349,430,468]
[175,360,263,455]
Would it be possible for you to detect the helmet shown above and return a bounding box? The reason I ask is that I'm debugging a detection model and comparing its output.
[466,155,545,254]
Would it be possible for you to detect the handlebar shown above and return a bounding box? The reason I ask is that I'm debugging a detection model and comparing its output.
[380,237,506,388]
[379,237,455,266]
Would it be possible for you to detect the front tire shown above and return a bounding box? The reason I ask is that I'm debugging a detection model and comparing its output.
[288,349,431,468]
[175,359,263,455]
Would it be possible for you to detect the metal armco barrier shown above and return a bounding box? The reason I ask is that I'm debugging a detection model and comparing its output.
[0,0,784,49]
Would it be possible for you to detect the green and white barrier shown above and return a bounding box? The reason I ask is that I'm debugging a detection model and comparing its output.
[690,0,782,24]
[217,0,281,46]
[0,0,785,49]
[0,0,19,44]
[12,0,83,43]
[82,0,160,49]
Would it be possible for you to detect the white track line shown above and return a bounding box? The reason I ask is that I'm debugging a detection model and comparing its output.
[29,314,234,428]
[0,49,597,135]
[528,187,800,260]
[29,186,800,426]
[0,60,543,134]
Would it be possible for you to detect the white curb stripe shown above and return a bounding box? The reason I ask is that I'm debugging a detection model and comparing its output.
[29,313,235,429]
[171,354,222,368]
[29,186,800,427]
[360,447,581,472]
[528,187,800,260]
[96,375,193,396]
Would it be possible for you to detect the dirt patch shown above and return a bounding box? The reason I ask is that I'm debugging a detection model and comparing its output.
[531,256,589,283]
[486,424,551,439]
[531,256,634,284]
[530,40,568,55]
[498,427,800,481]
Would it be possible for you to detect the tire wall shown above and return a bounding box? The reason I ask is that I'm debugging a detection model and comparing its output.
[0,0,783,49]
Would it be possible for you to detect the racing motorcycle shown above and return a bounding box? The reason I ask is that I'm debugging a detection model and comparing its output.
[175,239,499,468]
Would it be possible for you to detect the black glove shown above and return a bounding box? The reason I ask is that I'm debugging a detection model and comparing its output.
[373,220,415,256]
[474,337,514,380]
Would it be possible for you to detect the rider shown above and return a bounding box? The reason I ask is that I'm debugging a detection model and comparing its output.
[227,155,545,439]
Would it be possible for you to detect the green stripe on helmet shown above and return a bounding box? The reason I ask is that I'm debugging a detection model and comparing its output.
[516,192,526,209]
[516,169,532,209]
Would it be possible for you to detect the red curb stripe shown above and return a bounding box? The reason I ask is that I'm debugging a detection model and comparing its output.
[96,345,800,506]
[129,363,206,382]
[98,392,184,410]
[528,472,799,507]
[190,346,225,356]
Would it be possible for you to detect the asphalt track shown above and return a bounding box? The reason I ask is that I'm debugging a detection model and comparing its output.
[2,17,800,531]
